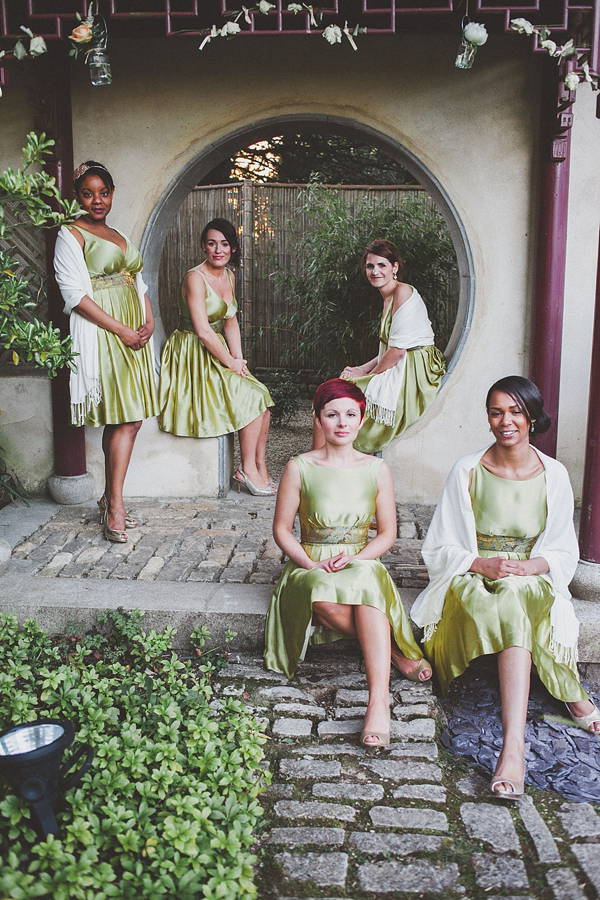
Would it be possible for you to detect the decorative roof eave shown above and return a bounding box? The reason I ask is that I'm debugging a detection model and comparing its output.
[1,0,597,78]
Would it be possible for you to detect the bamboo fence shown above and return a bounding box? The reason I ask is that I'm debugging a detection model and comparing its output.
[158,182,457,373]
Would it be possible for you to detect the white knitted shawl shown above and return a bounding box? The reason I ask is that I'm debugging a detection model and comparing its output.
[54,225,148,425]
[410,445,581,665]
[364,288,435,426]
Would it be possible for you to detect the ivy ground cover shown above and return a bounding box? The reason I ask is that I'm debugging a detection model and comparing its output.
[0,614,268,900]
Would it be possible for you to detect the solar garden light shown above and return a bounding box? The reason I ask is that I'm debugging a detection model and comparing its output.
[0,719,93,839]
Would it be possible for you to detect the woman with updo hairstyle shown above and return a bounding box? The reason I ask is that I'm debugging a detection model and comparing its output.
[411,375,599,799]
[158,217,275,495]
[54,160,159,543]
[265,378,432,747]
[317,239,445,453]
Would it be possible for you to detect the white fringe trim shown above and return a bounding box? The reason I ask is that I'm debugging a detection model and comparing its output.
[70,380,102,426]
[365,398,396,427]
[549,627,578,669]
[422,621,440,643]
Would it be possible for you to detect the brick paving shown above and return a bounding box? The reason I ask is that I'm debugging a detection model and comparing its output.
[11,497,432,589]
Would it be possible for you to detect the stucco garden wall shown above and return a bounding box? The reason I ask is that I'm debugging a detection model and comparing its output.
[1,33,598,503]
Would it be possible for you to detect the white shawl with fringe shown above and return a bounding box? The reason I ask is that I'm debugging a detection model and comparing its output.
[364,288,435,425]
[54,225,149,425]
[410,445,581,666]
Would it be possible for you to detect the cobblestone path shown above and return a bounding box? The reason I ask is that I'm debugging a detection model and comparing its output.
[215,655,600,900]
[11,498,433,589]
[9,496,600,896]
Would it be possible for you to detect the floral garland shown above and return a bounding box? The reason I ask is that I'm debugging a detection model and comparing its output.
[200,2,366,52]
[511,18,599,91]
[0,28,47,98]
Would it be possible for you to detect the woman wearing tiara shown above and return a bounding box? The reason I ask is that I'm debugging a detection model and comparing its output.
[314,240,445,454]
[265,379,432,747]
[158,218,275,496]
[54,160,159,543]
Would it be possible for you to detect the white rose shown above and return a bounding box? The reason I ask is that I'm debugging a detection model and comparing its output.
[258,1,275,13]
[540,38,557,55]
[510,18,534,35]
[221,21,241,36]
[564,72,580,91]
[323,24,342,44]
[29,36,47,57]
[463,22,488,45]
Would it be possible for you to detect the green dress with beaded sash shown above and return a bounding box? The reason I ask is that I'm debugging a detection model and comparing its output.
[425,462,588,702]
[158,269,273,438]
[264,456,424,679]
[350,289,446,454]
[72,225,159,427]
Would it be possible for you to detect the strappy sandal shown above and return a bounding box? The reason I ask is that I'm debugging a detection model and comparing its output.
[393,658,433,683]
[565,702,600,734]
[361,729,390,747]
[490,776,524,800]
[98,494,139,529]
[101,502,128,544]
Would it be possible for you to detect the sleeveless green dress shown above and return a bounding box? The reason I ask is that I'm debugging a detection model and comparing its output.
[158,269,273,438]
[72,225,159,427]
[264,456,424,679]
[351,294,446,454]
[425,463,588,702]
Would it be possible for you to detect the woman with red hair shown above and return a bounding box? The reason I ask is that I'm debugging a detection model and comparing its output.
[265,379,431,746]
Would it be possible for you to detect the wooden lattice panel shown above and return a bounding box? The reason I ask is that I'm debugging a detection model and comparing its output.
[0,205,48,369]
[0,0,595,37]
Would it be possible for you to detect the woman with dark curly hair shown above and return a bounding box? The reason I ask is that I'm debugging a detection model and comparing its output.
[158,218,274,495]
[411,375,600,800]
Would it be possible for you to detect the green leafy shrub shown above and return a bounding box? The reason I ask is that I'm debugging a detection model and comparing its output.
[0,613,268,900]
[0,132,80,376]
[273,183,458,380]
[263,371,302,427]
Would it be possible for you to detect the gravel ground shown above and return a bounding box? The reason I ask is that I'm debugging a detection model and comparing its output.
[234,401,314,483]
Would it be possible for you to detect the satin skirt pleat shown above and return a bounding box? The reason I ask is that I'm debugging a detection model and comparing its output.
[158,330,273,438]
[264,541,423,680]
[351,345,445,454]
[425,572,588,702]
[84,282,158,426]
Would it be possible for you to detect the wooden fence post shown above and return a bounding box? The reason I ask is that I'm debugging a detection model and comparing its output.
[241,180,254,368]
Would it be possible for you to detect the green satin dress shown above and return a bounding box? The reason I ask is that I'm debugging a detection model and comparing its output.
[264,456,424,679]
[73,226,159,427]
[351,296,446,454]
[158,269,273,438]
[425,463,588,702]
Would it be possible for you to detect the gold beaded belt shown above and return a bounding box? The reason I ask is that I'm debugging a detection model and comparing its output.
[476,532,538,555]
[176,316,223,335]
[91,271,135,290]
[301,524,369,546]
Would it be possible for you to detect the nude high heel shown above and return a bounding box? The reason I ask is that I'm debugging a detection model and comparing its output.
[102,502,128,544]
[232,468,274,497]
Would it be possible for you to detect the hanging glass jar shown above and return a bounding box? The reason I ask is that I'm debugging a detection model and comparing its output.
[87,46,112,85]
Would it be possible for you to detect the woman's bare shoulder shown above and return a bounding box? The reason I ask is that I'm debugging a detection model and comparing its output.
[393,281,414,310]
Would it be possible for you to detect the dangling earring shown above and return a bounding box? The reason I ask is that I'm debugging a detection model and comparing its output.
[530,422,535,433]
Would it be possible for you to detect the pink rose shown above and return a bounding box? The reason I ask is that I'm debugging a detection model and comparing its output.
[71,24,93,44]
